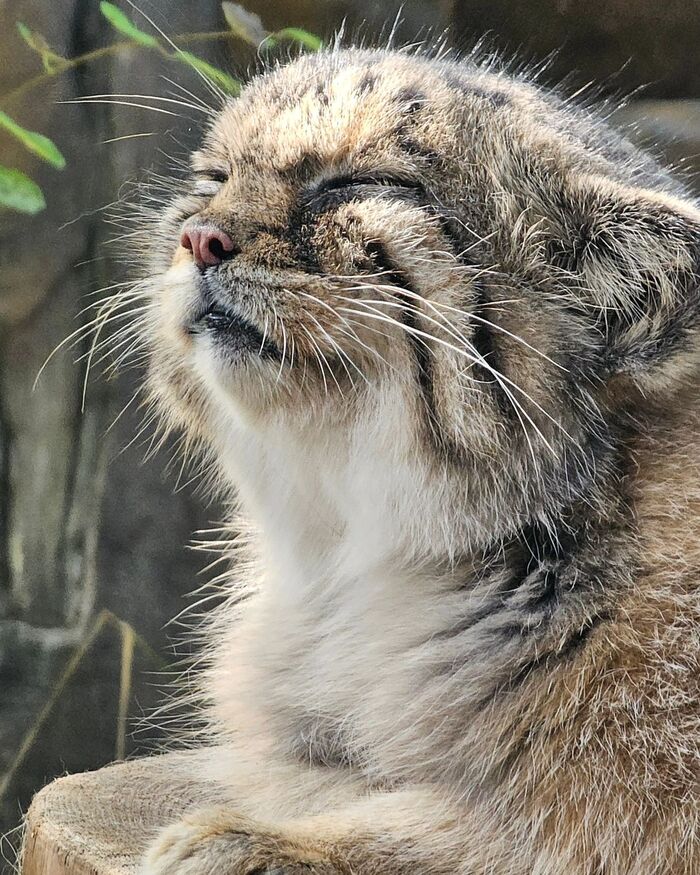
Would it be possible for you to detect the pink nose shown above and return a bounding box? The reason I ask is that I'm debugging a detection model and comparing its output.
[180,220,236,268]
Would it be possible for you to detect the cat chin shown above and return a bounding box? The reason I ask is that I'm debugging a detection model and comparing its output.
[189,349,291,429]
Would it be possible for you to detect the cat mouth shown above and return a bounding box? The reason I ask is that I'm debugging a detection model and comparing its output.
[185,271,280,359]
[187,301,280,359]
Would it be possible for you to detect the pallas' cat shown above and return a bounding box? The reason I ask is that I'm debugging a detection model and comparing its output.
[123,47,700,874]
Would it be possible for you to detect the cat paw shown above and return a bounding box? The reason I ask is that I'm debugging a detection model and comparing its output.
[140,808,344,875]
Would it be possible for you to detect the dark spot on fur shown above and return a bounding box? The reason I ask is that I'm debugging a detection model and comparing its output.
[446,76,510,108]
[469,84,510,108]
[521,568,559,613]
[434,593,509,641]
[356,71,377,95]
[234,150,256,171]
[435,526,566,643]
[398,135,440,165]
[315,81,330,107]
[284,201,323,272]
[546,225,594,272]
[481,610,611,704]
[429,211,472,257]
[520,519,573,568]
[289,229,323,273]
[283,150,322,179]
[395,86,426,114]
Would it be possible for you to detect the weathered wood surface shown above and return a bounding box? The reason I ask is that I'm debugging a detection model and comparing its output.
[21,752,229,875]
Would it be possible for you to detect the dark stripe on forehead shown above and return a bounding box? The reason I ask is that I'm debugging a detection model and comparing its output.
[445,75,511,108]
[398,136,440,165]
[395,87,427,114]
[281,150,323,179]
[393,88,434,162]
[356,70,377,95]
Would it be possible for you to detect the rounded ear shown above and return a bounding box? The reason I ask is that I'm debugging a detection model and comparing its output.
[547,174,700,382]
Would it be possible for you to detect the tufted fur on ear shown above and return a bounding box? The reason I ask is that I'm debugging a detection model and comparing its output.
[547,175,700,386]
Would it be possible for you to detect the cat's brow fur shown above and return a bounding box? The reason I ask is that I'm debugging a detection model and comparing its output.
[130,45,700,874]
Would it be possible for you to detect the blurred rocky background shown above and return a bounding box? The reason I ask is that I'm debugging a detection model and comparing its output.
[0,0,699,868]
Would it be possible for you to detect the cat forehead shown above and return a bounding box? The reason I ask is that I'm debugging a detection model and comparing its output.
[199,50,526,171]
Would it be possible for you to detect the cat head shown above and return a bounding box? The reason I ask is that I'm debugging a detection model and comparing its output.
[134,47,700,547]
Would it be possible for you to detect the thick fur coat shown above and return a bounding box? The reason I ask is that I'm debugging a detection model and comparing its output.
[115,46,700,873]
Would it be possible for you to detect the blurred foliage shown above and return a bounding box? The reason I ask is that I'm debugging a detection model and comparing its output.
[0,1,321,215]
[0,166,45,214]
[98,2,160,48]
[0,111,65,168]
[16,22,69,74]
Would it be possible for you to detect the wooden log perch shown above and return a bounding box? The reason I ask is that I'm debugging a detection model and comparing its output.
[21,751,228,875]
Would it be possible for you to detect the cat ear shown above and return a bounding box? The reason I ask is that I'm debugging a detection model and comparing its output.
[547,174,700,383]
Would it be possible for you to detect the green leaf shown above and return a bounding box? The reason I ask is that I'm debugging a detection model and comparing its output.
[99,2,159,48]
[16,22,67,73]
[0,166,46,214]
[273,27,323,51]
[221,2,268,45]
[16,21,32,44]
[174,50,240,95]
[0,112,65,169]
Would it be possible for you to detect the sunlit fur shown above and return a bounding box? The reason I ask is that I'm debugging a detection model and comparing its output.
[104,45,700,874]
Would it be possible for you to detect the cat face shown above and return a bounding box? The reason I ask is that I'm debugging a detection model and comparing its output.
[139,48,700,521]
